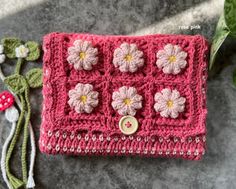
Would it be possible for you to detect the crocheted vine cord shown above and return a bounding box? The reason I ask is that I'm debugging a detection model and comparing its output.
[0,66,36,189]
[5,94,25,189]
[14,58,23,74]
[5,58,30,188]
[21,89,30,184]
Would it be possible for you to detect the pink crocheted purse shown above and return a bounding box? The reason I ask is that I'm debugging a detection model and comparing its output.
[39,32,208,160]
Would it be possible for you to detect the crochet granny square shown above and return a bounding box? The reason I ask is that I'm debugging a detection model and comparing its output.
[39,32,208,160]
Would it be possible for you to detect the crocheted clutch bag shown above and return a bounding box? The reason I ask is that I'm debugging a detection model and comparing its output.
[39,32,208,160]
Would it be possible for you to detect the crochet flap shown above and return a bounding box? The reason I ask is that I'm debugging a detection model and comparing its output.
[40,32,208,160]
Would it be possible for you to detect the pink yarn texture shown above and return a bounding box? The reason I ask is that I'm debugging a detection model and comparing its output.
[39,32,208,160]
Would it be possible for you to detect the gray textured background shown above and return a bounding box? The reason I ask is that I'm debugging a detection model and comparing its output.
[1,0,236,188]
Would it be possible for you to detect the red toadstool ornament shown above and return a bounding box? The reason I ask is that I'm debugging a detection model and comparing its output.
[0,91,14,111]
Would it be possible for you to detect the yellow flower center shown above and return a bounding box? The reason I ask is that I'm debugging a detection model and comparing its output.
[79,52,86,60]
[168,55,176,63]
[124,98,132,105]
[124,54,132,62]
[167,100,174,108]
[20,48,25,54]
[80,95,87,103]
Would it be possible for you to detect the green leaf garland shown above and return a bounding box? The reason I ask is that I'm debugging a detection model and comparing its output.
[25,41,40,61]
[1,38,21,59]
[4,74,28,94]
[25,68,43,88]
[0,37,41,189]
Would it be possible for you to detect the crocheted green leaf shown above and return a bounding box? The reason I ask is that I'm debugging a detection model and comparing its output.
[25,68,43,88]
[209,14,230,70]
[224,0,236,36]
[1,38,22,59]
[25,41,40,61]
[4,74,28,94]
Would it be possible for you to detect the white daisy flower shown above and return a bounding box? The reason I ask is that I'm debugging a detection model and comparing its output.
[67,40,98,71]
[154,88,186,118]
[156,44,187,74]
[68,83,99,114]
[15,45,29,58]
[112,86,142,116]
[113,43,144,73]
[0,45,5,64]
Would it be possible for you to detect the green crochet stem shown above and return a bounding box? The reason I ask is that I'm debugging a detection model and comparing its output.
[2,39,41,189]
[15,58,23,74]
[6,94,25,189]
[21,88,30,184]
[6,57,30,188]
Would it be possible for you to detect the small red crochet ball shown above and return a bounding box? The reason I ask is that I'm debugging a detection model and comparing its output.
[0,91,14,111]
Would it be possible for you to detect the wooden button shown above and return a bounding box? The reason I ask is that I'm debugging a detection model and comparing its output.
[119,116,138,135]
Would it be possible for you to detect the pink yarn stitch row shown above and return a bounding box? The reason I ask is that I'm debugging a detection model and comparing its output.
[39,129,206,160]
